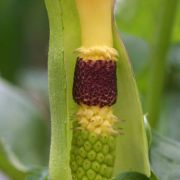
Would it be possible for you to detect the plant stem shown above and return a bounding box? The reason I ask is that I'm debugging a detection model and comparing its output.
[147,0,179,128]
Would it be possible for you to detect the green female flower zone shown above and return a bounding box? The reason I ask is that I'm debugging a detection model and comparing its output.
[45,0,151,179]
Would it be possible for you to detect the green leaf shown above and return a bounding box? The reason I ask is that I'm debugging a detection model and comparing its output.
[168,44,180,90]
[115,0,180,42]
[146,0,178,128]
[115,170,158,180]
[25,168,48,180]
[115,172,149,180]
[158,91,180,140]
[151,133,180,179]
[0,78,49,166]
[0,137,49,180]
[115,0,161,41]
[150,171,158,180]
[0,139,27,180]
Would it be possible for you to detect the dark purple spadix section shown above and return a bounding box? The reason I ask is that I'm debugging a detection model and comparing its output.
[73,58,117,107]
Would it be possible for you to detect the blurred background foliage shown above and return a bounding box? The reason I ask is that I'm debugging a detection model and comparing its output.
[0,0,179,179]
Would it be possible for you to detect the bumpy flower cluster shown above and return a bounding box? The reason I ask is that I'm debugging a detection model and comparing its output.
[73,59,117,107]
[71,130,116,180]
[70,46,118,180]
[76,105,118,134]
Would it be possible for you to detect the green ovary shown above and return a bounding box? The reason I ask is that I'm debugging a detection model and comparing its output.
[70,106,117,180]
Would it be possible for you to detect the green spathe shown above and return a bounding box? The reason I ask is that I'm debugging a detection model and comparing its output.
[45,0,150,179]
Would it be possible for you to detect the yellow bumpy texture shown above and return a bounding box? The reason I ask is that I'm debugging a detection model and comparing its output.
[75,46,118,61]
[77,105,118,134]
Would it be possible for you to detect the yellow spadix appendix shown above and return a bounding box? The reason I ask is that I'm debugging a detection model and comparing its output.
[70,0,119,179]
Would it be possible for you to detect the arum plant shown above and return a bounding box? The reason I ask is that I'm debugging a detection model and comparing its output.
[45,0,150,179]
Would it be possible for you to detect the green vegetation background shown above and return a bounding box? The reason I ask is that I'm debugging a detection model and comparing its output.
[0,0,179,179]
